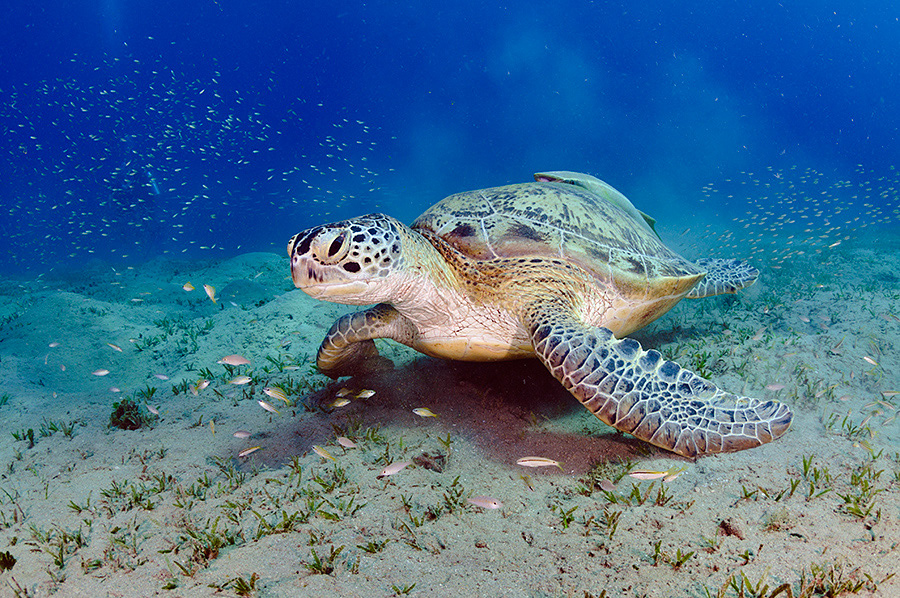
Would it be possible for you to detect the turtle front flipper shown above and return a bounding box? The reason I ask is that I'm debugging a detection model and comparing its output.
[522,303,792,458]
[317,303,415,378]
[687,258,759,298]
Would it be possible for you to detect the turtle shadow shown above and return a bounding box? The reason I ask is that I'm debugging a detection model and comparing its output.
[297,356,664,473]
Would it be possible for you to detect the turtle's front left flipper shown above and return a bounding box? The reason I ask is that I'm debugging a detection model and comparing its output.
[522,303,793,458]
[317,303,415,378]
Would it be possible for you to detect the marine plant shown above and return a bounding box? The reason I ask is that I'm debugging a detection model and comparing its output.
[0,550,15,572]
[357,538,390,554]
[303,544,344,575]
[551,504,578,530]
[109,398,150,430]
[11,429,35,448]
[215,573,259,596]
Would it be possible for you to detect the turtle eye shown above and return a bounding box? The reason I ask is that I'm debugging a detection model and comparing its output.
[313,229,350,265]
[328,234,345,258]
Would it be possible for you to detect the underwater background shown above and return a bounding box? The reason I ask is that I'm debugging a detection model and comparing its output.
[2,0,899,272]
[0,2,899,597]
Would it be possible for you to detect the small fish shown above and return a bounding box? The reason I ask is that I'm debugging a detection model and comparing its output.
[109,387,121,393]
[191,379,210,395]
[107,343,123,352]
[467,496,503,509]
[663,466,687,482]
[598,479,616,492]
[257,400,280,414]
[516,457,563,470]
[48,342,60,348]
[627,470,668,481]
[238,446,262,458]
[828,240,841,248]
[628,465,686,482]
[863,356,879,367]
[92,369,110,376]
[335,387,353,397]
[378,461,411,477]
[330,397,351,408]
[750,327,766,342]
[147,405,159,415]
[229,375,252,385]
[263,386,288,404]
[183,282,195,291]
[765,383,786,391]
[218,354,250,366]
[154,374,169,381]
[203,284,217,303]
[412,407,438,418]
[336,436,357,448]
[312,445,335,461]
[233,430,252,439]
[882,391,900,398]
[355,389,376,399]
[210,420,215,435]
[798,315,810,323]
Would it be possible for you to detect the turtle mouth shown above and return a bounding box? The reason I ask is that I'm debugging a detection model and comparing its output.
[300,279,371,299]
[290,254,372,300]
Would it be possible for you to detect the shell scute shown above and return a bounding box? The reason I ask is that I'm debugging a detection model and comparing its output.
[413,182,699,285]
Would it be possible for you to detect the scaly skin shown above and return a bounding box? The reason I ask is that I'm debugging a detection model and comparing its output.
[288,175,793,458]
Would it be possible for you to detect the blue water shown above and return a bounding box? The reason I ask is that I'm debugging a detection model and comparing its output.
[1,1,898,273]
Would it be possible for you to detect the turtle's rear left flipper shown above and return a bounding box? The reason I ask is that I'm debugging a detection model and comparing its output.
[687,258,759,298]
[523,303,792,458]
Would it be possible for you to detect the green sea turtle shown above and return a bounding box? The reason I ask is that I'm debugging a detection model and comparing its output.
[287,172,792,458]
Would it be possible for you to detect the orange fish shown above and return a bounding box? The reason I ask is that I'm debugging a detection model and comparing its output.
[467,496,503,509]
[238,446,262,458]
[336,436,357,448]
[377,461,411,478]
[203,284,217,303]
[257,400,280,414]
[218,354,250,366]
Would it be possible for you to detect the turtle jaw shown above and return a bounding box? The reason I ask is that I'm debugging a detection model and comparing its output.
[289,253,374,303]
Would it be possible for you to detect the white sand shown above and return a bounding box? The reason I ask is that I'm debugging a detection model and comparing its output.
[0,236,897,597]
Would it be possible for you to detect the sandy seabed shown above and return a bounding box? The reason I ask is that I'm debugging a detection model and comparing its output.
[0,232,898,598]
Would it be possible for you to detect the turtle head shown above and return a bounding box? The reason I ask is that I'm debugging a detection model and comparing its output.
[288,214,407,304]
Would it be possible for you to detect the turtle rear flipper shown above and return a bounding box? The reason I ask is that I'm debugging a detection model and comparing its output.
[523,302,792,458]
[687,258,759,298]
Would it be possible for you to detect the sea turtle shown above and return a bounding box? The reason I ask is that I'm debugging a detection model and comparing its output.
[287,172,792,458]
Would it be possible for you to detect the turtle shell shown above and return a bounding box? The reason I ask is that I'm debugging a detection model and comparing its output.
[412,181,700,289]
